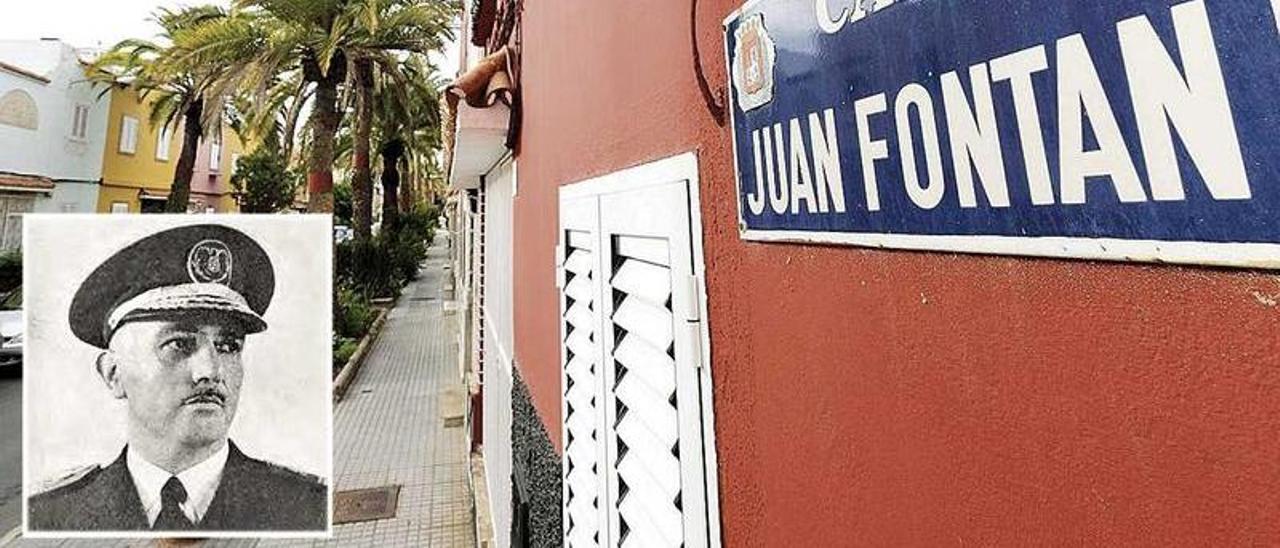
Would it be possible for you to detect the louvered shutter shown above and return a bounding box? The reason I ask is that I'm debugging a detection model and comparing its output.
[561,195,608,547]
[560,177,711,548]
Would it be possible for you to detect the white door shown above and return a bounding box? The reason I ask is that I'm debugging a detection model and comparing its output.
[559,154,716,548]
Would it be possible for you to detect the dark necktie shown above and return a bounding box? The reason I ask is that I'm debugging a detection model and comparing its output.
[153,476,194,530]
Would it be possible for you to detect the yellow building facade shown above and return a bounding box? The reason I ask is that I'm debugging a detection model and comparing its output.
[97,87,244,213]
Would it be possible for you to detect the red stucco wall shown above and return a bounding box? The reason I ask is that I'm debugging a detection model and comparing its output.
[514,1,1280,545]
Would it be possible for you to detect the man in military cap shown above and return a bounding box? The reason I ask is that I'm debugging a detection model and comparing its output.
[27,223,327,532]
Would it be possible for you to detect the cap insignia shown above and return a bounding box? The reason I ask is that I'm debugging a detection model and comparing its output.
[188,239,233,284]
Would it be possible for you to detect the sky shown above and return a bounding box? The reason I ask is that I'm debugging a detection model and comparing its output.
[0,0,221,50]
[0,0,460,76]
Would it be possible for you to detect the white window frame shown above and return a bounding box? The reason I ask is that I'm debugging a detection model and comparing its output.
[118,115,138,154]
[209,137,222,171]
[230,152,241,176]
[70,104,90,140]
[558,151,722,548]
[110,201,128,213]
[0,195,34,251]
[155,125,171,161]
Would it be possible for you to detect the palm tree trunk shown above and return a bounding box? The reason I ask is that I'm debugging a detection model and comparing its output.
[352,58,375,241]
[400,157,414,212]
[165,98,203,213]
[380,139,404,233]
[306,78,339,213]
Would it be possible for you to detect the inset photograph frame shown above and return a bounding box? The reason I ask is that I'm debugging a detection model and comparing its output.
[22,214,333,539]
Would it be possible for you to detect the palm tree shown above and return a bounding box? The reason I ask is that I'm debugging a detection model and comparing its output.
[347,1,454,240]
[168,0,458,216]
[233,70,312,162]
[341,54,445,234]
[372,56,445,231]
[87,6,229,213]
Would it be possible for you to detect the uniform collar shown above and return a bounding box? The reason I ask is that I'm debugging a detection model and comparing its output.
[126,442,229,526]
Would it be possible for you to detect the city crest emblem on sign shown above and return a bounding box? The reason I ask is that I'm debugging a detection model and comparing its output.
[732,13,776,112]
[188,239,233,284]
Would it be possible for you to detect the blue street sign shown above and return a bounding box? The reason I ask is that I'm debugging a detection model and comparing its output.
[724,0,1280,268]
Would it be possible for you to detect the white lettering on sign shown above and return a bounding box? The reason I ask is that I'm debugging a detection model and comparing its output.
[760,0,1249,217]
[1118,0,1248,201]
[1274,0,1280,34]
[990,45,1054,206]
[809,109,848,213]
[748,127,768,215]
[942,63,1011,208]
[747,109,851,216]
[815,0,850,34]
[1057,33,1147,205]
[895,83,945,210]
[854,93,889,212]
[816,0,896,34]
[788,117,819,214]
[767,123,788,214]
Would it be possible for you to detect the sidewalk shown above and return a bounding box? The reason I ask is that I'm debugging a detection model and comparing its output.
[13,237,474,547]
[305,237,474,546]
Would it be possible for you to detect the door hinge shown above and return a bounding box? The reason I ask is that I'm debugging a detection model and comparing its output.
[685,320,703,369]
[680,273,702,322]
[555,244,566,289]
[682,273,704,369]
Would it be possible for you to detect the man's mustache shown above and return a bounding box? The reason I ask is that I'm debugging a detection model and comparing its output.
[182,386,227,406]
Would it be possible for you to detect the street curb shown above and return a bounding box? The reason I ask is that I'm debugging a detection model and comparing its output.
[470,451,495,548]
[333,307,390,403]
[0,525,19,547]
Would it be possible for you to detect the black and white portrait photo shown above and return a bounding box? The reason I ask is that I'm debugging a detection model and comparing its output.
[22,215,332,538]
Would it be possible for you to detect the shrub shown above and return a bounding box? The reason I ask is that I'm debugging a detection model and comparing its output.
[0,249,20,293]
[333,337,359,368]
[336,229,434,297]
[230,148,300,213]
[398,204,438,243]
[388,231,426,282]
[341,238,402,298]
[333,182,353,226]
[334,285,375,339]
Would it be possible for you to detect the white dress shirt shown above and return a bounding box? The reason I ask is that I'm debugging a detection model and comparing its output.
[127,443,229,526]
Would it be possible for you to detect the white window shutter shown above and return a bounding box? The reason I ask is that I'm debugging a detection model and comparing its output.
[210,138,222,170]
[599,182,707,548]
[119,116,138,154]
[606,236,683,547]
[156,126,170,160]
[560,170,714,548]
[561,195,607,548]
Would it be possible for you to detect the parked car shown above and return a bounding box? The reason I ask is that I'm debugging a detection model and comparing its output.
[334,225,354,244]
[0,285,21,369]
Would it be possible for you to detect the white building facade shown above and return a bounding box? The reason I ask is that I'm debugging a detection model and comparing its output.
[0,39,108,247]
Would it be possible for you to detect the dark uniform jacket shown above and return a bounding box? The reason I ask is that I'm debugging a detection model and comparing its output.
[28,442,327,531]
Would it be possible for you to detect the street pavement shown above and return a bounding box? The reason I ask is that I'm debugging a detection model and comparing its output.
[0,369,20,542]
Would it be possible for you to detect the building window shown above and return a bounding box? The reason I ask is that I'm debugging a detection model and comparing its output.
[156,126,171,161]
[0,90,38,130]
[210,137,221,171]
[119,115,139,154]
[230,152,241,176]
[205,205,216,214]
[140,198,165,214]
[70,104,90,140]
[0,195,35,250]
[110,201,128,213]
